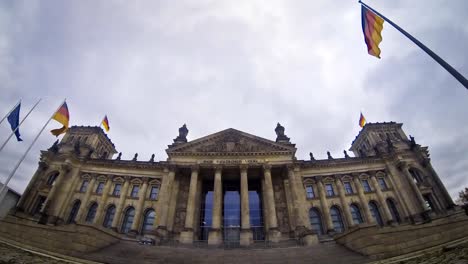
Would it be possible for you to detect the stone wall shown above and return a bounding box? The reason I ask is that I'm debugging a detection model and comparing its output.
[0,215,120,256]
[335,210,468,259]
[272,176,290,235]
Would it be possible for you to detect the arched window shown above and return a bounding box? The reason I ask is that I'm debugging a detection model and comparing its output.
[103,205,116,228]
[309,208,324,235]
[121,207,135,234]
[141,209,156,234]
[350,204,364,225]
[409,169,422,184]
[67,200,81,224]
[330,206,345,233]
[386,199,401,223]
[369,201,384,226]
[46,172,59,186]
[85,203,98,223]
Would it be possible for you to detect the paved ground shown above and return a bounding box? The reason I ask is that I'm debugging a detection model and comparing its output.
[0,242,65,264]
[395,242,468,264]
[83,240,369,264]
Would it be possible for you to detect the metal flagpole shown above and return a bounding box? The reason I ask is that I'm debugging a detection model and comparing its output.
[0,99,66,205]
[0,100,21,126]
[359,0,468,90]
[0,98,42,152]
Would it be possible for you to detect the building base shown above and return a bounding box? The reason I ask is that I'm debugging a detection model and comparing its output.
[240,229,253,246]
[268,228,281,242]
[179,230,194,244]
[208,229,222,245]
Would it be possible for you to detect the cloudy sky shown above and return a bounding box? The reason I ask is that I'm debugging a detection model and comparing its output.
[0,0,467,199]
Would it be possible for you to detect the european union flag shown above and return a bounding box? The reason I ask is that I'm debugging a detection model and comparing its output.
[7,103,23,141]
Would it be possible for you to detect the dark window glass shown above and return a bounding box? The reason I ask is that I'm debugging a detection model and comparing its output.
[306,185,315,198]
[46,173,59,186]
[142,210,156,234]
[32,196,47,215]
[113,184,122,196]
[309,208,323,235]
[350,204,364,224]
[149,186,159,200]
[330,207,344,233]
[103,205,116,228]
[121,207,135,233]
[249,186,265,241]
[362,180,372,192]
[378,178,388,190]
[95,182,105,194]
[344,182,353,194]
[409,169,421,184]
[85,203,98,223]
[131,185,139,198]
[369,201,384,226]
[67,200,81,224]
[80,180,89,193]
[386,199,401,223]
[325,184,335,196]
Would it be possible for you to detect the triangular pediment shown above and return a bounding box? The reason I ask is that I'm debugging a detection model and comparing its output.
[166,128,296,157]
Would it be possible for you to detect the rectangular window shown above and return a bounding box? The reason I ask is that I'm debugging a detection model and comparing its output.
[378,178,388,190]
[344,182,353,194]
[80,180,89,193]
[95,182,105,194]
[131,185,140,198]
[325,184,335,197]
[362,180,372,192]
[149,186,159,200]
[113,183,122,196]
[305,185,315,199]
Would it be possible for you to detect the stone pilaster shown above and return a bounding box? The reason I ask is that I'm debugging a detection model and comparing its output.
[370,172,393,224]
[263,164,281,242]
[383,166,411,220]
[76,175,97,222]
[180,165,200,244]
[335,177,353,228]
[57,167,82,221]
[399,162,429,213]
[208,166,223,245]
[16,161,48,212]
[111,177,130,231]
[316,179,334,233]
[94,176,114,225]
[154,167,176,237]
[130,178,149,234]
[353,175,375,224]
[240,165,253,246]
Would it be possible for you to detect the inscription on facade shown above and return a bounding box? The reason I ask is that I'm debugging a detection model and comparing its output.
[199,159,264,165]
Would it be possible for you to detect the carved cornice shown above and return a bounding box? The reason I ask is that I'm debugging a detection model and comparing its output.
[299,156,384,169]
[262,164,272,171]
[85,159,167,170]
[239,164,249,172]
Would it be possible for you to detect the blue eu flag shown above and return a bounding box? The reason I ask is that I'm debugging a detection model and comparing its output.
[7,103,23,141]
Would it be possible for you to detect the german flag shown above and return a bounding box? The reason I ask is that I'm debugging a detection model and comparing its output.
[359,112,366,128]
[51,102,69,136]
[101,115,110,132]
[361,5,384,58]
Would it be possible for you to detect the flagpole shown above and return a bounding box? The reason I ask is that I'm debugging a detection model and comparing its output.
[0,100,21,126]
[0,99,66,204]
[0,98,42,152]
[359,0,468,90]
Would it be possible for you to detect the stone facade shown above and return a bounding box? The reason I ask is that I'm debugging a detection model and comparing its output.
[13,122,454,247]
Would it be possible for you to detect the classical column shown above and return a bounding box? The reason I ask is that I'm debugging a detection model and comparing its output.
[352,175,375,224]
[41,164,70,224]
[335,177,353,228]
[208,166,223,245]
[130,178,149,235]
[399,162,429,213]
[94,176,114,225]
[263,165,281,242]
[240,165,253,246]
[111,177,130,231]
[180,166,200,244]
[154,167,176,236]
[383,165,411,220]
[76,175,97,222]
[316,179,334,232]
[57,167,82,222]
[16,161,48,212]
[370,172,393,225]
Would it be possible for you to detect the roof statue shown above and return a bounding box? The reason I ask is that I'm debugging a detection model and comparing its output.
[275,123,290,143]
[173,124,189,144]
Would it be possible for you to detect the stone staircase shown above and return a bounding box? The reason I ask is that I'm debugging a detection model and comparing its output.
[82,240,370,264]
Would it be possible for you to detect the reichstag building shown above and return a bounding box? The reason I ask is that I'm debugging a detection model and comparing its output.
[15,122,454,246]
